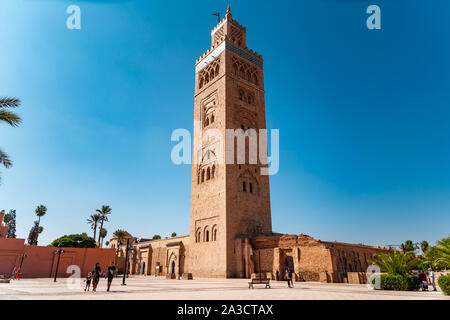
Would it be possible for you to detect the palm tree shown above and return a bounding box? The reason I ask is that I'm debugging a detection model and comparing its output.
[86,214,101,240]
[100,228,108,248]
[420,241,429,255]
[113,229,127,255]
[0,97,21,181]
[370,249,419,275]
[403,240,415,253]
[426,237,450,269]
[34,205,47,244]
[96,205,112,245]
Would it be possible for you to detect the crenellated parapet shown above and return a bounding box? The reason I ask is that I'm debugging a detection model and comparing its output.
[195,5,263,69]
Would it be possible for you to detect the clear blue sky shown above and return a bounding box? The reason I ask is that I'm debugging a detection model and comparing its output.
[0,0,449,247]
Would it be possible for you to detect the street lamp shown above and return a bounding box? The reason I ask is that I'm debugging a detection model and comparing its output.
[122,238,136,285]
[53,246,65,282]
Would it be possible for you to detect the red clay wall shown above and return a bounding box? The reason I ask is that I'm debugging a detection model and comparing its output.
[0,238,115,278]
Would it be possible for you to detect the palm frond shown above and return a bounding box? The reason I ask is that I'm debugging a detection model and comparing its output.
[0,97,21,108]
[0,148,12,168]
[0,110,22,127]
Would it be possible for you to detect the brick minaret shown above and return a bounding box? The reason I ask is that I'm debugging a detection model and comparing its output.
[189,6,272,278]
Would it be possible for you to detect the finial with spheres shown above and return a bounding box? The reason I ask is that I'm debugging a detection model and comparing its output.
[226,5,232,19]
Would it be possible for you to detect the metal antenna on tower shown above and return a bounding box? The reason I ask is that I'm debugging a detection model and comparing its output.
[212,12,220,23]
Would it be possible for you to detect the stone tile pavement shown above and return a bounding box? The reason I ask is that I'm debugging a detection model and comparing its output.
[0,277,448,300]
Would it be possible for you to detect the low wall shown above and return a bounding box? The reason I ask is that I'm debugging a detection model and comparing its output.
[0,238,115,278]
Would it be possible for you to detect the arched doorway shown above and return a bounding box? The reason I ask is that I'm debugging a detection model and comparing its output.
[169,260,176,275]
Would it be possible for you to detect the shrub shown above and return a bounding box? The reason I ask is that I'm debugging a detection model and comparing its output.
[438,275,450,296]
[375,274,421,291]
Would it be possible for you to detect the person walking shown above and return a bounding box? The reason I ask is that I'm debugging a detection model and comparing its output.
[419,271,428,291]
[106,261,116,292]
[91,263,102,292]
[15,267,21,280]
[285,268,293,288]
[11,267,17,280]
[84,272,92,292]
[428,268,437,292]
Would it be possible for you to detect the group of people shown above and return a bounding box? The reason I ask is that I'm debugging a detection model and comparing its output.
[10,267,22,280]
[84,261,116,292]
[416,268,437,292]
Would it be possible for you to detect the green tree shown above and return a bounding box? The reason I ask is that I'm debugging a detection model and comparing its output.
[171,232,177,238]
[100,228,108,248]
[3,209,16,238]
[0,97,21,183]
[50,233,96,248]
[420,241,429,254]
[96,205,112,245]
[371,249,419,275]
[86,214,101,241]
[403,240,415,253]
[153,235,161,240]
[426,237,450,270]
[27,221,43,245]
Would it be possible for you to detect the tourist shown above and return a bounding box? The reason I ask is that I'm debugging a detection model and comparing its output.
[84,272,92,292]
[428,268,437,292]
[15,267,21,280]
[11,267,17,280]
[285,268,293,288]
[419,271,428,291]
[107,261,116,292]
[91,262,102,292]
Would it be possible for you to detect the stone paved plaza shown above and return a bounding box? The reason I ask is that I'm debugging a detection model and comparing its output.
[0,277,448,300]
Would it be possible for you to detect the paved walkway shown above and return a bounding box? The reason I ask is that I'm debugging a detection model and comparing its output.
[0,277,448,300]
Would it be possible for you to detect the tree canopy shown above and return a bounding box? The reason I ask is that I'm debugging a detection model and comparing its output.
[50,233,96,248]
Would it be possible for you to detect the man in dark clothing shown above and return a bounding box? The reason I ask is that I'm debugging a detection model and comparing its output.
[107,261,116,292]
[276,270,280,281]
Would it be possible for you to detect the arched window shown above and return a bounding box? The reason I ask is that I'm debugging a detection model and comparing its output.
[199,77,204,89]
[196,228,201,243]
[201,169,205,183]
[210,115,214,124]
[248,96,252,104]
[239,91,243,101]
[249,183,253,193]
[205,73,210,83]
[247,71,252,82]
[212,226,218,241]
[215,65,220,77]
[207,167,211,181]
[205,230,210,242]
[211,165,216,179]
[205,117,209,127]
[243,181,247,192]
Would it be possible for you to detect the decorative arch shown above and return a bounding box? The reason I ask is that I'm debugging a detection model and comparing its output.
[212,225,218,241]
[203,226,210,242]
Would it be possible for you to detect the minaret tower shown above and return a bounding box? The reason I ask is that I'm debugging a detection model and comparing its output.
[189,6,272,278]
